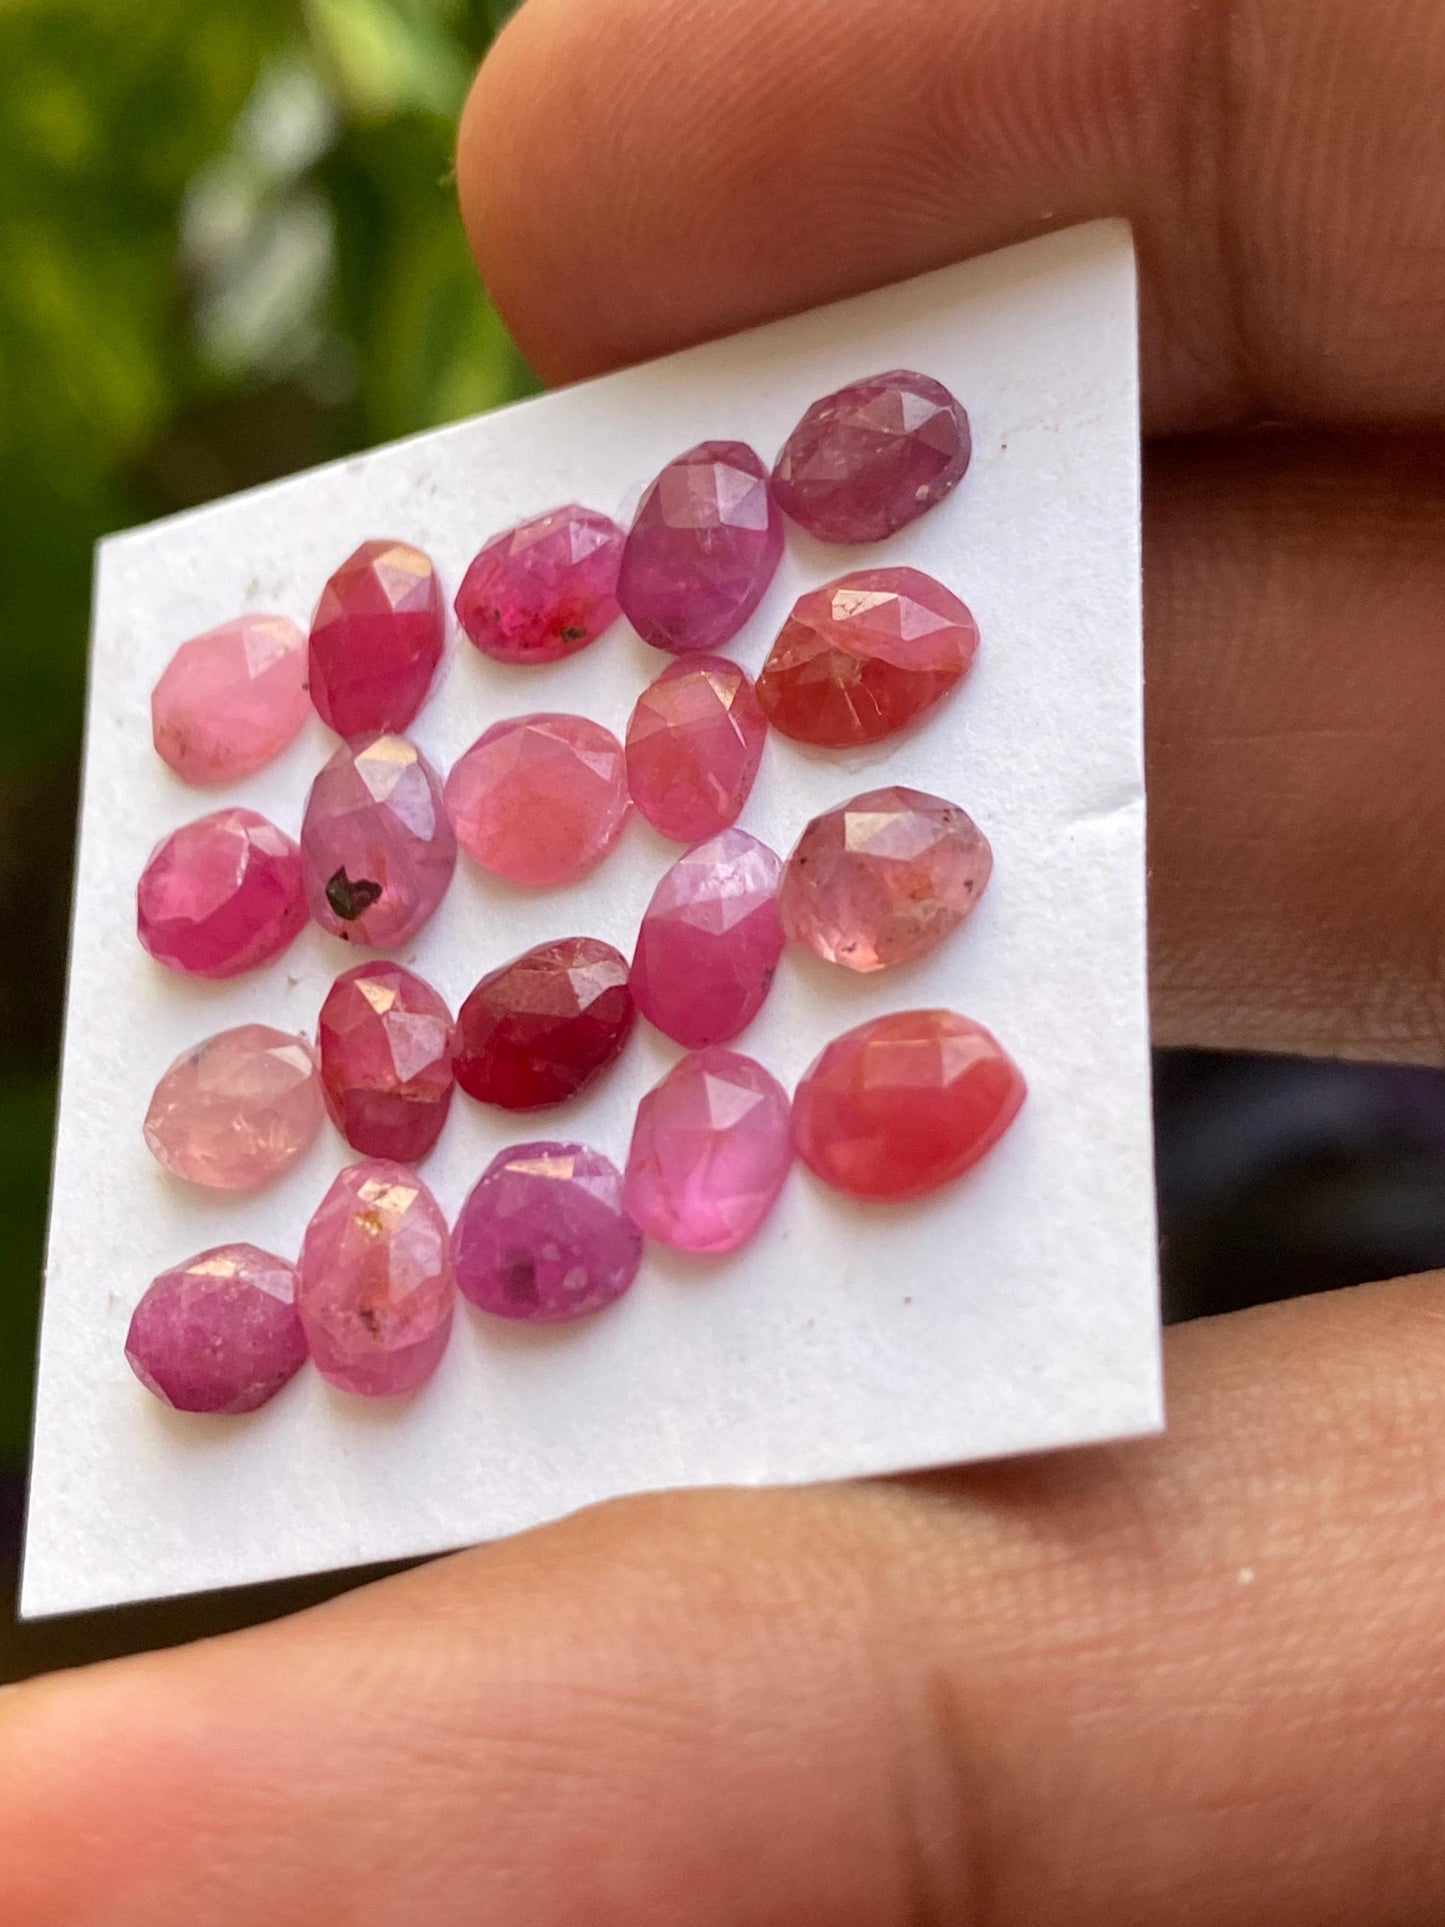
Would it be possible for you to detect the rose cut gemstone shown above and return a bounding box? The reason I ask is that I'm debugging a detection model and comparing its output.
[617,440,783,654]
[625,656,767,844]
[137,807,307,979]
[125,1243,307,1415]
[793,1009,1025,1201]
[455,937,634,1109]
[454,505,624,664]
[630,827,784,1047]
[454,1141,642,1323]
[757,567,978,746]
[144,1024,324,1191]
[308,539,444,738]
[151,614,309,784]
[319,961,455,1162]
[444,713,629,887]
[301,734,456,947]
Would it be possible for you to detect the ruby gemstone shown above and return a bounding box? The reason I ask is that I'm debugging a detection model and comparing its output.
[454,937,634,1109]
[144,1024,324,1191]
[151,614,309,785]
[319,961,455,1162]
[301,734,456,947]
[454,1141,642,1322]
[444,713,629,887]
[454,505,624,664]
[630,828,784,1047]
[625,656,767,844]
[308,539,444,738]
[137,807,307,979]
[125,1243,307,1415]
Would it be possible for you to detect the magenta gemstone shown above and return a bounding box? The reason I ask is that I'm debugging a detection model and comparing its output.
[308,539,444,738]
[631,827,784,1047]
[151,615,310,785]
[625,656,767,844]
[125,1244,307,1415]
[455,937,634,1109]
[319,961,455,1162]
[301,734,456,947]
[444,713,630,887]
[137,807,306,979]
[454,505,624,664]
[454,1141,642,1323]
[144,1024,324,1192]
[617,440,783,654]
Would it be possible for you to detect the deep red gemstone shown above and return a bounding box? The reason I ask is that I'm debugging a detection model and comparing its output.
[454,937,635,1109]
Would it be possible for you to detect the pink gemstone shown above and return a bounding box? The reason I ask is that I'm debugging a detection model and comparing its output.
[444,713,629,887]
[319,961,455,1162]
[298,1159,455,1396]
[137,807,307,979]
[125,1243,307,1415]
[617,440,783,654]
[455,937,634,1109]
[624,1049,792,1253]
[151,615,310,784]
[625,657,767,844]
[630,827,784,1047]
[454,505,624,664]
[781,787,992,972]
[144,1024,324,1191]
[301,734,456,946]
[308,539,444,738]
[772,370,971,543]
[454,1142,641,1323]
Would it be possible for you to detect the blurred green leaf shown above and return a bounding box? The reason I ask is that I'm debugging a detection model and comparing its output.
[0,1077,57,1457]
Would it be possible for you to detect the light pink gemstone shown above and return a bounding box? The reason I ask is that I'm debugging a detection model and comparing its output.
[151,615,310,784]
[301,734,456,946]
[309,539,445,739]
[454,1141,641,1323]
[445,713,629,887]
[454,505,624,664]
[144,1024,324,1191]
[625,657,767,844]
[630,827,784,1047]
[137,807,307,979]
[298,1158,455,1396]
[624,1048,793,1253]
[125,1243,307,1415]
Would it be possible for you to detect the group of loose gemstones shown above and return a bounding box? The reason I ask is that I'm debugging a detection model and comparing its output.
[125,368,1027,1417]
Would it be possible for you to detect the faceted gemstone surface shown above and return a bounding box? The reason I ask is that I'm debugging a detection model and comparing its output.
[301,734,456,947]
[137,807,307,979]
[624,1048,793,1253]
[793,1009,1026,1201]
[757,568,978,746]
[444,713,629,887]
[454,937,634,1109]
[151,614,309,784]
[454,1141,641,1323]
[772,370,971,543]
[454,504,624,664]
[308,539,444,738]
[144,1024,324,1191]
[617,440,783,654]
[781,786,992,972]
[630,828,784,1047]
[298,1158,455,1396]
[125,1243,307,1415]
[625,656,767,844]
[319,961,455,1162]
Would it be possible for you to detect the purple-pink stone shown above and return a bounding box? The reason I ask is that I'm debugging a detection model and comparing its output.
[300,733,456,947]
[137,807,307,979]
[125,1243,307,1415]
[454,505,624,664]
[630,827,785,1047]
[454,1141,642,1323]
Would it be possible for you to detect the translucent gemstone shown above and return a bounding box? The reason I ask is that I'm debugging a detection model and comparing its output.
[144,1024,324,1191]
[137,807,307,979]
[298,1158,455,1396]
[319,961,455,1162]
[151,615,310,784]
[625,656,767,844]
[454,937,634,1109]
[308,539,444,738]
[301,734,456,947]
[454,1141,641,1323]
[793,1009,1026,1201]
[781,786,992,972]
[771,370,971,543]
[630,828,784,1047]
[444,713,629,887]
[454,505,624,664]
[617,440,783,654]
[623,1049,793,1253]
[125,1243,307,1415]
[757,567,978,746]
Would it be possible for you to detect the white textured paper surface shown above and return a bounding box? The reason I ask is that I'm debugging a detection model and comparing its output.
[24,219,1155,1617]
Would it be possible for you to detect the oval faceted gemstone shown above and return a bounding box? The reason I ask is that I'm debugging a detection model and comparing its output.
[319,961,455,1162]
[137,807,307,979]
[793,1009,1025,1201]
[308,539,444,738]
[444,713,629,887]
[624,1049,792,1253]
[299,1159,455,1396]
[781,786,992,972]
[151,614,309,784]
[301,734,456,947]
[144,1024,324,1191]
[625,656,767,844]
[454,937,634,1109]
[125,1243,307,1415]
[617,440,783,654]
[630,828,784,1047]
[454,505,624,664]
[772,370,971,543]
[454,1141,641,1322]
[757,568,978,746]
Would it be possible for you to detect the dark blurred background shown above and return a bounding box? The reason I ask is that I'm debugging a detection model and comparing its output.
[4,0,1445,1681]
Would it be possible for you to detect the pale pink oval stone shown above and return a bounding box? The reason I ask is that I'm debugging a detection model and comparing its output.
[630,827,785,1047]
[454,505,624,664]
[125,1243,307,1414]
[301,734,456,947]
[444,713,629,887]
[144,1024,324,1191]
[625,656,767,844]
[137,807,307,979]
[151,615,310,784]
[309,539,445,739]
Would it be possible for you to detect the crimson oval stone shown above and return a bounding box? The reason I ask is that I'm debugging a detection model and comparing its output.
[125,1243,307,1415]
[138,807,307,979]
[144,1024,324,1192]
[454,505,624,664]
[445,713,630,887]
[151,614,310,785]
[319,961,455,1162]
[454,937,634,1109]
[308,538,444,738]
[625,656,767,844]
[454,1141,641,1323]
[630,828,784,1047]
[301,734,456,947]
